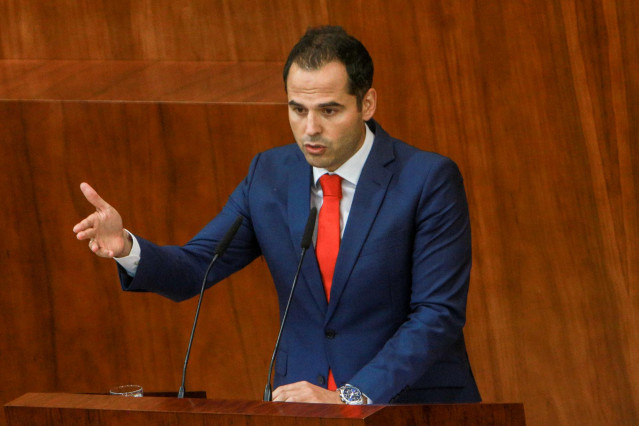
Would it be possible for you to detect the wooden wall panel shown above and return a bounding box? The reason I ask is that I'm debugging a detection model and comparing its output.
[0,101,291,416]
[0,61,285,103]
[0,103,59,414]
[0,0,328,60]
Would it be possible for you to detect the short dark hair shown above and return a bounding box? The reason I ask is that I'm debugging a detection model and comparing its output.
[283,26,374,108]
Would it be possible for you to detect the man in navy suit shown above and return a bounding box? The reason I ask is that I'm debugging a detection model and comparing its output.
[74,26,480,404]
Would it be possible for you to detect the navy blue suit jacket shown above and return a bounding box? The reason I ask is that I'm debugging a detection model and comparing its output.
[119,120,480,404]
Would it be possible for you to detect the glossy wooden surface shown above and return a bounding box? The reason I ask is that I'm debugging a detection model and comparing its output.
[0,1,329,61]
[0,60,285,103]
[1,1,638,425]
[0,100,289,423]
[5,393,526,426]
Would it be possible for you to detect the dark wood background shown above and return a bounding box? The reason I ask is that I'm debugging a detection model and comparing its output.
[1,1,637,425]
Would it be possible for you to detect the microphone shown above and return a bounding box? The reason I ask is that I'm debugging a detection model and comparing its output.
[263,207,317,401]
[178,215,243,398]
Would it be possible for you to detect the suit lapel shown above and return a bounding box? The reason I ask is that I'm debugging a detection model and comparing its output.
[287,151,328,314]
[326,123,395,322]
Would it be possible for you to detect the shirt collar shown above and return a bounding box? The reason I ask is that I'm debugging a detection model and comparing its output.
[313,123,375,186]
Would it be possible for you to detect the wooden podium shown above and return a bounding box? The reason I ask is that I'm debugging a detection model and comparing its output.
[5,393,525,425]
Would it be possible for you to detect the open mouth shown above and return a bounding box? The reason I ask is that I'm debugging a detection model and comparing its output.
[304,143,326,155]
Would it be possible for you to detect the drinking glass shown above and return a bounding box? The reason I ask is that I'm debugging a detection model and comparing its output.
[109,384,143,397]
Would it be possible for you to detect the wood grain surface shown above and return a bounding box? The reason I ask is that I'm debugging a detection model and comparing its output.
[0,1,329,61]
[1,1,638,425]
[4,393,526,426]
[0,100,289,419]
[0,61,285,103]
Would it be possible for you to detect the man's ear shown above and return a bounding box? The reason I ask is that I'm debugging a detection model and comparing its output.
[361,88,377,121]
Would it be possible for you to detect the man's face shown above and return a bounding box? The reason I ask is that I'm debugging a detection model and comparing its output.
[286,61,376,172]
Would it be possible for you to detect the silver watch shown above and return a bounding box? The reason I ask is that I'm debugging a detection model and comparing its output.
[337,384,366,405]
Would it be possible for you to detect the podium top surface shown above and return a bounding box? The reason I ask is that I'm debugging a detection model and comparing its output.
[5,393,526,425]
[6,392,382,418]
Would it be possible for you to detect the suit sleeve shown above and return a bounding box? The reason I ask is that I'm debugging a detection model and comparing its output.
[117,154,264,302]
[348,158,473,403]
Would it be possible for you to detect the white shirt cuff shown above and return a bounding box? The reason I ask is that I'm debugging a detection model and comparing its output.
[114,229,140,277]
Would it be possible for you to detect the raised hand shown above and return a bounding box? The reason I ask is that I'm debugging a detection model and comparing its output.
[73,182,132,258]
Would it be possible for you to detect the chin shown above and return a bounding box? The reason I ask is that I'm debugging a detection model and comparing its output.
[304,155,328,169]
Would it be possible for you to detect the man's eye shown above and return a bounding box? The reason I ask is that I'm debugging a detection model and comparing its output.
[323,108,336,115]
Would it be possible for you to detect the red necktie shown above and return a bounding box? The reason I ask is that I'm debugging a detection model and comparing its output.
[316,174,342,391]
[317,174,342,301]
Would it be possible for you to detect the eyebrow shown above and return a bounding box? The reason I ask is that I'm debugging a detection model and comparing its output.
[288,100,344,109]
[318,101,343,108]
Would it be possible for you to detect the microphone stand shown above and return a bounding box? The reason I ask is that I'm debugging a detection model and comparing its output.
[178,216,243,398]
[263,207,317,401]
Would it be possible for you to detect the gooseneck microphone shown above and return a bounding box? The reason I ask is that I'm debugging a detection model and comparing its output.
[263,207,317,401]
[178,215,244,399]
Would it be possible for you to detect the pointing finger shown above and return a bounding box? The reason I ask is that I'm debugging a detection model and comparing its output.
[80,182,111,212]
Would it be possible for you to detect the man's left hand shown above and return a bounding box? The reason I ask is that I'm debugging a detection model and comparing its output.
[272,381,342,404]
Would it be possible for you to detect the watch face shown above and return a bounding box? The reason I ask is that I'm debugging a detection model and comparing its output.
[345,387,360,400]
[341,385,363,403]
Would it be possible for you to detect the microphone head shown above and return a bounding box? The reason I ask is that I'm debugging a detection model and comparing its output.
[214,216,243,256]
[301,207,317,249]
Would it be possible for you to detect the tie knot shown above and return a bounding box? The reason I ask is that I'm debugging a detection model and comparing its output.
[319,174,342,198]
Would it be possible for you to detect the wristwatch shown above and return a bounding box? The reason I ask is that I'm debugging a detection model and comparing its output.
[337,384,367,405]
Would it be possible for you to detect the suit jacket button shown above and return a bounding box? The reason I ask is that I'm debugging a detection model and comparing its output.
[317,375,326,385]
[325,329,336,339]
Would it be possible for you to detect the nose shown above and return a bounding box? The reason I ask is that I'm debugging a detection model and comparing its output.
[305,111,321,136]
